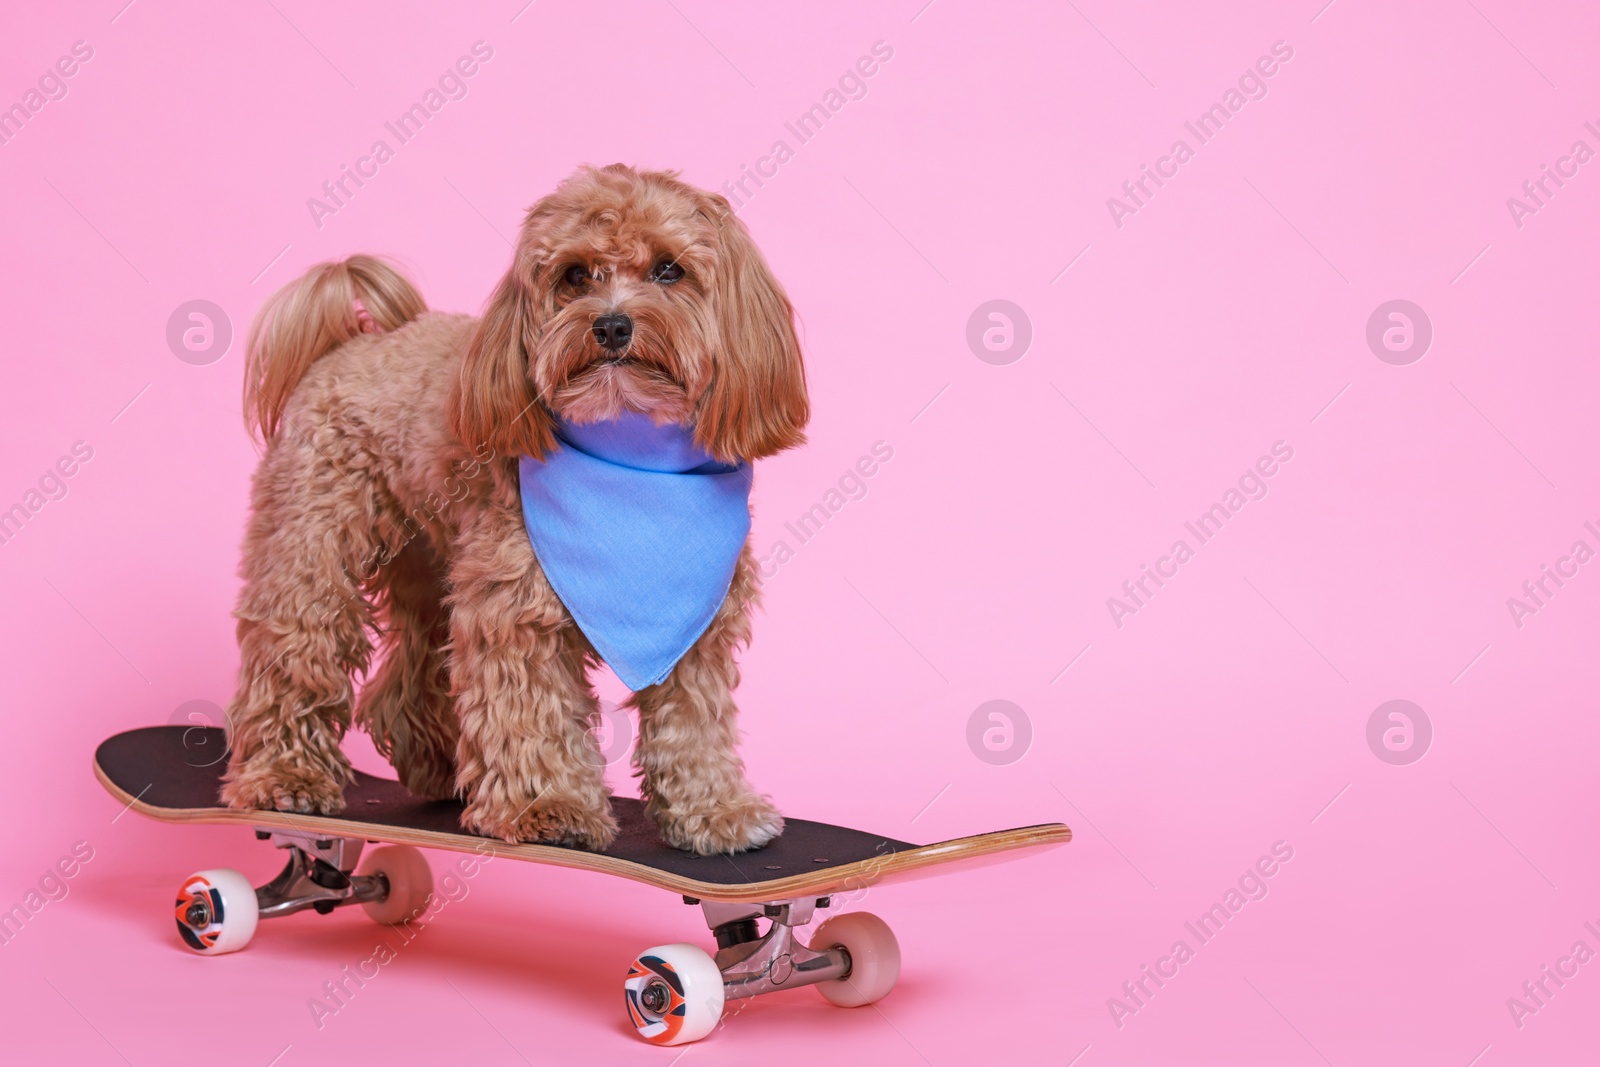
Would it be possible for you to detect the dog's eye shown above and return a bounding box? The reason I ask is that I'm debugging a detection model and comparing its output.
[563,264,589,287]
[649,260,684,284]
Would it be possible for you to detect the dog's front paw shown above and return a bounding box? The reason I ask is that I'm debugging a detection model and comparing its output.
[655,794,784,855]
[463,794,618,851]
[222,758,348,815]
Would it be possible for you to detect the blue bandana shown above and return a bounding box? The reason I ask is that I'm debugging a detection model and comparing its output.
[517,413,752,691]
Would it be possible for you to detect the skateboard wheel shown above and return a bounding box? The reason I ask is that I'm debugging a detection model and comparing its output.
[809,912,900,1007]
[174,869,258,955]
[624,943,724,1045]
[354,845,433,925]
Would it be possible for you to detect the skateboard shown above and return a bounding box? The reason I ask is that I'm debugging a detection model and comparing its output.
[94,725,1070,1045]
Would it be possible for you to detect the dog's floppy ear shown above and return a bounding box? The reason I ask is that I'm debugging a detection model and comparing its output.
[694,202,809,462]
[450,265,557,461]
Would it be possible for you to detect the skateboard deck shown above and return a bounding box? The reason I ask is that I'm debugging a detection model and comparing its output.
[95,724,1070,1044]
[95,725,1069,902]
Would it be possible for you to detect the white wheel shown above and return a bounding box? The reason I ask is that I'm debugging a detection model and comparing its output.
[355,845,433,925]
[810,912,901,1007]
[174,869,258,955]
[624,942,724,1045]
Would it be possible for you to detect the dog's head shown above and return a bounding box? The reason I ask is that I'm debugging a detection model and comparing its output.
[450,164,808,464]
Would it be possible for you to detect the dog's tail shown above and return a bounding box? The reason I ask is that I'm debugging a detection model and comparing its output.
[244,255,426,441]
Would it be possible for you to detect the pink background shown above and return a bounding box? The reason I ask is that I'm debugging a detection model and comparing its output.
[2,1,1597,1063]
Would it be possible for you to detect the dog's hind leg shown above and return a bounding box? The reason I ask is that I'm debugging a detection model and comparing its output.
[356,538,458,800]
[220,427,384,816]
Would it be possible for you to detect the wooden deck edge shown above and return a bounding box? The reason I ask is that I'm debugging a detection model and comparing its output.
[93,759,1070,904]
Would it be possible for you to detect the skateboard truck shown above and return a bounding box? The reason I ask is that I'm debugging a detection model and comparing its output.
[172,830,435,956]
[252,830,387,919]
[623,896,902,1045]
[698,898,849,1000]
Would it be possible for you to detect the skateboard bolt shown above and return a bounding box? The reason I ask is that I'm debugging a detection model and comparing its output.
[770,953,794,985]
[185,900,211,928]
[640,980,670,1015]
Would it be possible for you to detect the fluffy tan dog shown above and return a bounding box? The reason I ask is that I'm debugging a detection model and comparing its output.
[219,164,808,854]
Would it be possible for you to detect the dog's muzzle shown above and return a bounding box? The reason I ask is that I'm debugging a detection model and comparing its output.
[592,313,634,352]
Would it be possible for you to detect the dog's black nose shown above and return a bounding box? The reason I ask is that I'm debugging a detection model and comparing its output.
[592,313,633,352]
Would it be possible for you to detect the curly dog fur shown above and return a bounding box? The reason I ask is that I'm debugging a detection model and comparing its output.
[219,164,808,855]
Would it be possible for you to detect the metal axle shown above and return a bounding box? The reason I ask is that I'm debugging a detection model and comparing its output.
[251,829,387,919]
[696,898,851,1000]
